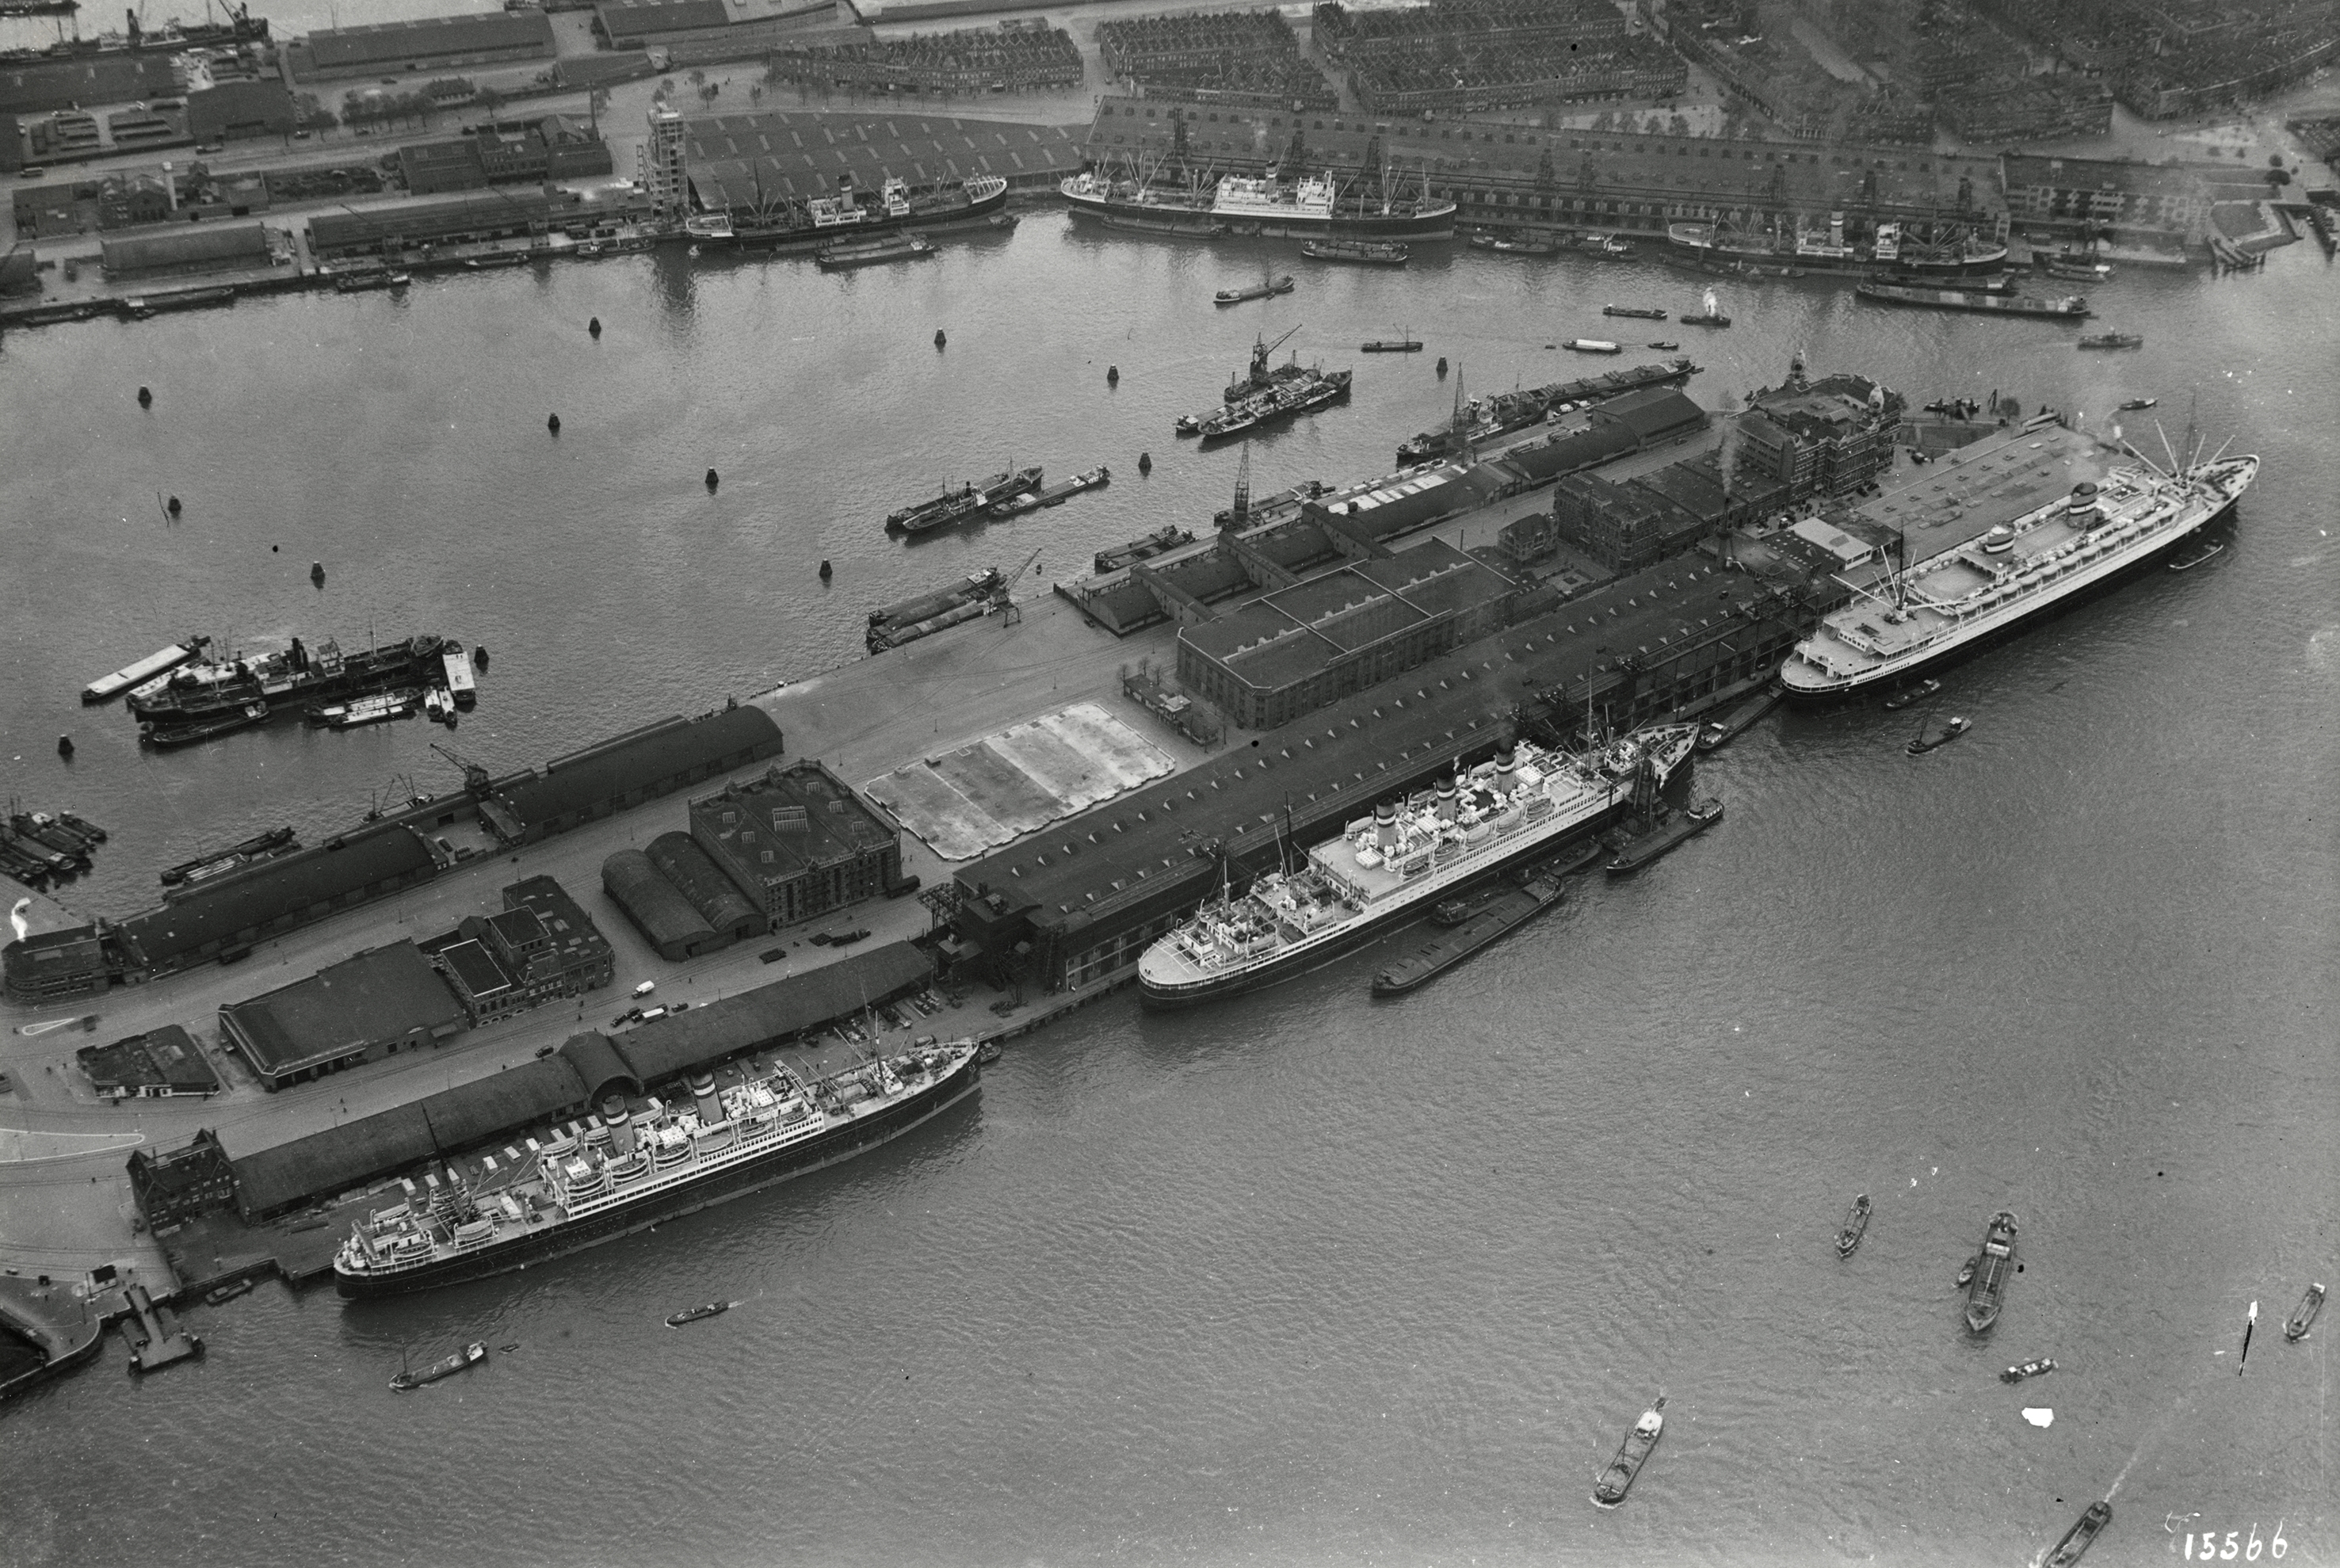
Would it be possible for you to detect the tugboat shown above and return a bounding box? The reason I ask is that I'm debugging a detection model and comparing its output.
[1906,715,1969,756]
[1591,1396,1666,1508]
[2077,332,2142,349]
[1963,1210,2018,1333]
[1880,678,1941,712]
[1999,1356,2056,1383]
[390,1340,487,1391]
[1647,339,1680,350]
[1679,290,1731,327]
[2285,1282,2325,1341]
[665,1301,731,1327]
[1834,1194,1872,1258]
[2043,1501,2111,1566]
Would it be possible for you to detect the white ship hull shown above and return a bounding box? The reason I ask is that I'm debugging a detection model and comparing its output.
[1782,456,2255,698]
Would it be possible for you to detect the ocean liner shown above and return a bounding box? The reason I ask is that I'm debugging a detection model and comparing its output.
[1138,727,1697,1008]
[1783,452,2258,699]
[127,634,454,731]
[1060,168,1456,239]
[335,1040,981,1298]
[702,174,1007,248]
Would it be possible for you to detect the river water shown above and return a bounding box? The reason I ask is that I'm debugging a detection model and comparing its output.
[2,218,2335,1566]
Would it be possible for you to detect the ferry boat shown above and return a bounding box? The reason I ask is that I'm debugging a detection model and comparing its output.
[1783,455,2258,699]
[1060,168,1456,240]
[336,1041,982,1298]
[1138,727,1697,1007]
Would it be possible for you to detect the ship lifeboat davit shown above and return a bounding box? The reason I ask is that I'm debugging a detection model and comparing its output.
[1980,524,2016,555]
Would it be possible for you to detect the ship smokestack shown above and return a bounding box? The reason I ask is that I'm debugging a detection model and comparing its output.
[1495,749,1517,795]
[689,1072,723,1126]
[1374,803,1397,849]
[1435,780,1457,822]
[603,1095,635,1157]
[2067,481,2100,525]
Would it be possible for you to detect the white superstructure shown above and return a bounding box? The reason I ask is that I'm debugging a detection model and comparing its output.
[1783,455,2258,696]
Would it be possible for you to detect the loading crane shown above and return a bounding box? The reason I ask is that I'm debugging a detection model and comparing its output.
[991,544,1047,627]
[429,742,493,795]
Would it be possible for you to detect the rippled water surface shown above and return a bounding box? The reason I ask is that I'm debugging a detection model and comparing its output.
[2,218,2334,1567]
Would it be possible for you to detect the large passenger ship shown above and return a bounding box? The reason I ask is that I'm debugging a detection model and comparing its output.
[334,1040,981,1298]
[1061,168,1456,239]
[1138,727,1697,1008]
[1783,452,2258,699]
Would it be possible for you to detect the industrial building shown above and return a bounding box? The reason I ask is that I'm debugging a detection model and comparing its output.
[689,761,902,927]
[431,876,616,1026]
[601,847,727,960]
[98,222,273,277]
[397,117,615,193]
[0,54,181,117]
[681,109,1083,219]
[481,706,785,843]
[185,78,297,143]
[218,941,469,1091]
[287,11,556,82]
[307,189,587,258]
[75,1026,221,1100]
[1733,367,1901,500]
[1174,539,1525,731]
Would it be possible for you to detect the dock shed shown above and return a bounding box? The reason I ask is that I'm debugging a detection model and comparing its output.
[223,1102,438,1220]
[76,1025,220,1099]
[111,823,439,980]
[601,940,932,1085]
[601,847,722,960]
[483,706,784,845]
[646,830,766,940]
[217,941,468,1092]
[684,110,1083,215]
[288,11,555,82]
[307,189,583,258]
[98,223,272,277]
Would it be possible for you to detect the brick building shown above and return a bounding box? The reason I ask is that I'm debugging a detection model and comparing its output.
[689,761,901,928]
[1733,365,1900,501]
[432,876,616,1026]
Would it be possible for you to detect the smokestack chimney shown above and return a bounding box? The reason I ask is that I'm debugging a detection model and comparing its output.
[1495,749,1517,795]
[1375,802,1397,849]
[1435,780,1457,822]
[689,1072,723,1127]
[603,1095,635,1157]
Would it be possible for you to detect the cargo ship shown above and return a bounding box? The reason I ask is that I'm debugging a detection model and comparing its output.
[1061,168,1456,240]
[897,467,1041,537]
[1963,1209,2019,1333]
[335,1040,982,1298]
[1666,216,2006,277]
[868,567,1007,651]
[716,174,1007,248]
[1395,357,1697,466]
[1783,454,2258,699]
[1139,726,1697,1008]
[1193,368,1351,443]
[127,634,456,731]
[1855,281,2089,318]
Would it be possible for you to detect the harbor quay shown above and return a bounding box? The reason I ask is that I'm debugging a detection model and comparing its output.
[0,359,2125,1396]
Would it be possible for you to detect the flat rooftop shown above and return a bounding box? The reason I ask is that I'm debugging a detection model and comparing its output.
[1846,421,2116,565]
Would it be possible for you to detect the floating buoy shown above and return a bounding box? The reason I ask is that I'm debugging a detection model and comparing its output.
[588,317,601,338]
[272,544,279,552]
[57,735,74,758]
[1137,451,1152,475]
[1107,364,1119,386]
[704,468,720,492]
[165,495,181,517]
[548,413,561,435]
[311,561,325,586]
[1436,357,1449,377]
[819,559,833,580]
[933,329,946,349]
[136,386,152,407]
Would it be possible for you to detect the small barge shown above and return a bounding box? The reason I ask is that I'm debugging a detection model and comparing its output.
[1857,282,2090,318]
[1371,868,1563,997]
[307,690,419,729]
[1906,715,1968,756]
[82,636,208,704]
[1360,337,1422,353]
[1591,1397,1666,1509]
[990,466,1109,517]
[391,1341,487,1391]
[815,233,935,270]
[1963,1210,2018,1333]
[1601,305,1667,320]
[2285,1282,2324,1341]
[1834,1194,1872,1258]
[161,826,297,887]
[1300,238,1408,265]
[2044,1501,2111,1566]
[1605,799,1723,876]
[1094,526,1195,574]
[1214,275,1295,306]
[1697,686,1782,750]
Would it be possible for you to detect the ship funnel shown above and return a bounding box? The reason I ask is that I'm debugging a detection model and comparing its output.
[2066,481,2101,525]
[603,1095,635,1157]
[689,1072,723,1126]
[1374,802,1397,849]
[1495,750,1517,795]
[1435,780,1457,822]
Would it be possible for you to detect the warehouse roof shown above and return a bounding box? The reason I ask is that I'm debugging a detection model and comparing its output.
[494,707,783,831]
[76,1025,220,1097]
[561,1031,642,1104]
[419,1055,587,1150]
[597,0,731,40]
[647,830,761,927]
[608,941,932,1085]
[1498,422,1640,484]
[602,848,718,952]
[224,1101,436,1218]
[1591,387,1708,444]
[685,110,1083,209]
[303,10,554,71]
[99,223,270,273]
[308,189,581,250]
[219,941,464,1076]
[116,824,435,967]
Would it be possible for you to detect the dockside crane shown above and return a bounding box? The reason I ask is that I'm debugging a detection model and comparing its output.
[991,544,1047,627]
[429,741,494,795]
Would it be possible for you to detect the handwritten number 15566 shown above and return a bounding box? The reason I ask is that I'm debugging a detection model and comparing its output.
[2185,1521,2287,1560]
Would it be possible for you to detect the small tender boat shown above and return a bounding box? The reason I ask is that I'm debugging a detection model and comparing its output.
[1214,275,1295,305]
[2285,1282,2325,1341]
[1955,1256,1978,1289]
[139,702,269,750]
[1906,715,1969,756]
[1646,339,1680,350]
[1999,1356,2056,1383]
[204,1278,256,1307]
[390,1341,487,1391]
[1605,798,1723,875]
[2044,1500,2111,1566]
[2166,539,2224,571]
[1964,1210,2018,1333]
[665,1302,730,1327]
[1834,1194,1872,1258]
[1591,1396,1666,1508]
[2117,397,2157,410]
[1880,678,1941,711]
